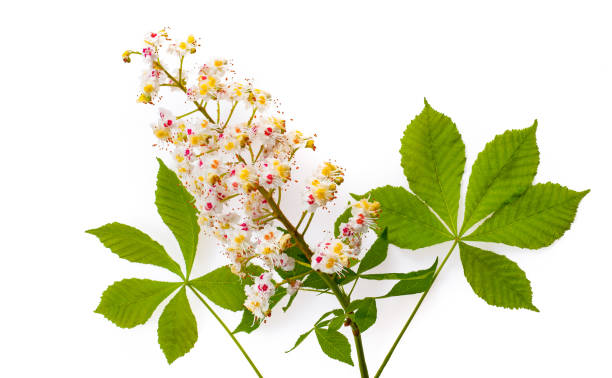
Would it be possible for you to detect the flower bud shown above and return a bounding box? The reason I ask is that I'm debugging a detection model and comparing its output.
[278,234,293,251]
[305,139,316,150]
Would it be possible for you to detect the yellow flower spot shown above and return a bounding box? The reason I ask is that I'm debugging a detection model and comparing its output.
[234,234,245,244]
[137,94,150,103]
[321,162,336,177]
[326,257,336,270]
[154,128,170,139]
[190,134,205,145]
[239,169,250,181]
[314,187,327,200]
[276,164,291,180]
[305,140,316,150]
[214,59,224,67]
[333,243,344,254]
[224,141,235,151]
[179,41,187,50]
[187,35,195,44]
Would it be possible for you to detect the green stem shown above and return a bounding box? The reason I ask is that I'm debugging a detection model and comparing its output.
[373,239,458,378]
[348,277,359,299]
[177,108,199,120]
[254,145,264,162]
[224,101,238,128]
[257,187,369,378]
[248,143,255,162]
[247,107,257,125]
[187,285,263,378]
[295,211,307,230]
[216,101,221,124]
[301,213,315,235]
[299,288,334,295]
[178,56,184,83]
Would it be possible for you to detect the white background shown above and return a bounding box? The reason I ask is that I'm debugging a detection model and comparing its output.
[1,1,611,377]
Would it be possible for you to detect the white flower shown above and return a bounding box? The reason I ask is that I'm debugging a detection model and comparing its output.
[311,239,355,274]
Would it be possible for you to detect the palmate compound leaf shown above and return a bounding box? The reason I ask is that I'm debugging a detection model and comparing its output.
[95,279,181,328]
[459,242,538,311]
[155,158,200,278]
[461,121,539,235]
[86,223,183,278]
[464,183,589,249]
[400,99,466,234]
[189,266,246,311]
[314,327,354,366]
[158,287,198,364]
[363,186,453,249]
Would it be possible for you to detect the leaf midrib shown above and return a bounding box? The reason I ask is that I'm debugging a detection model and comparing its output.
[461,128,534,235]
[466,191,581,239]
[424,112,458,234]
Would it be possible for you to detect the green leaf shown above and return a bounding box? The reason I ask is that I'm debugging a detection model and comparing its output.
[315,309,344,325]
[86,222,183,278]
[233,309,258,334]
[365,186,453,249]
[155,158,200,277]
[314,328,354,366]
[282,291,298,312]
[190,266,246,311]
[357,228,389,274]
[400,99,466,234]
[157,287,198,364]
[334,206,353,238]
[461,122,539,234]
[464,183,589,249]
[95,279,180,328]
[286,329,313,353]
[244,264,266,279]
[376,259,438,298]
[459,242,538,311]
[328,316,345,331]
[352,297,377,333]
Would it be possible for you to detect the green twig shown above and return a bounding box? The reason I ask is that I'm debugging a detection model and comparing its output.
[256,186,369,378]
